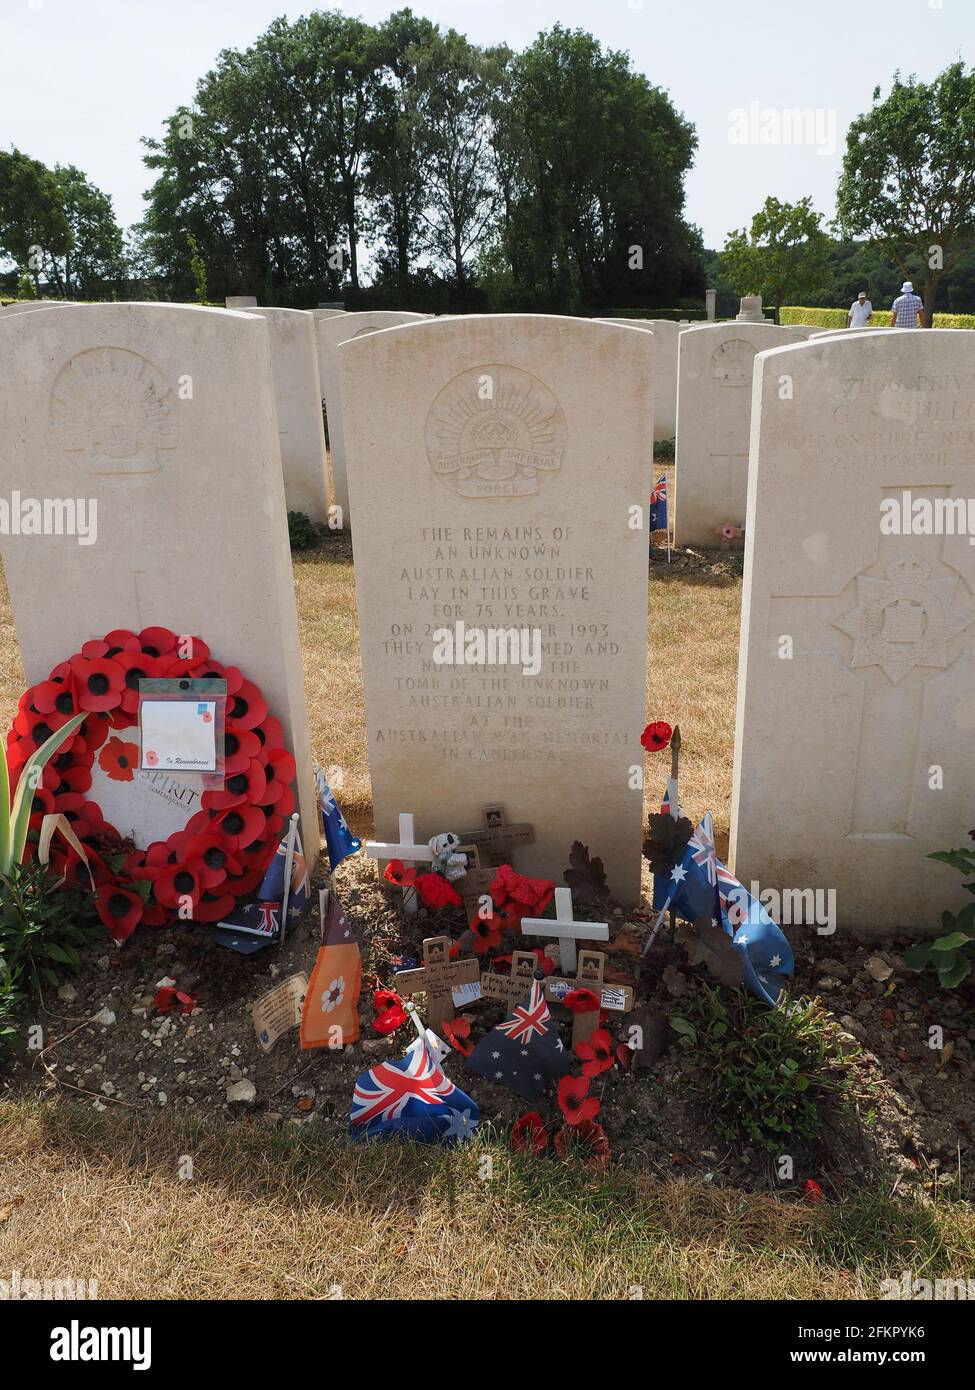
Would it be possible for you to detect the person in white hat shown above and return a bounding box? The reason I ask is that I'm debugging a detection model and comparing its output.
[890,281,925,328]
[847,291,873,328]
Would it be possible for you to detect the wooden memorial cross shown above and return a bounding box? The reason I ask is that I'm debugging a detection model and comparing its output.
[459,804,534,868]
[521,886,609,974]
[365,812,435,915]
[394,936,480,1031]
[543,950,635,1047]
[480,950,539,1008]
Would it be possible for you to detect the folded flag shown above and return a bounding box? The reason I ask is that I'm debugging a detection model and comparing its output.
[210,821,307,949]
[466,976,571,1102]
[652,812,719,924]
[649,473,668,532]
[301,889,362,1048]
[259,822,310,926]
[317,768,361,872]
[350,1038,478,1145]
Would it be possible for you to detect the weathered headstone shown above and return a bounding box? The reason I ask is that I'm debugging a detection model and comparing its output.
[316,310,428,527]
[340,314,651,902]
[225,295,258,309]
[705,290,717,321]
[731,329,975,934]
[674,321,812,547]
[598,318,678,440]
[0,301,76,316]
[244,307,329,523]
[736,295,768,323]
[0,303,317,855]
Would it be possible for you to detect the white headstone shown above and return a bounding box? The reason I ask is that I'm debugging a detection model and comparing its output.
[705,290,717,321]
[597,318,677,440]
[0,303,317,856]
[732,330,975,933]
[0,301,76,315]
[338,314,651,903]
[674,321,813,547]
[736,295,767,323]
[243,308,329,523]
[316,310,428,527]
[225,295,258,309]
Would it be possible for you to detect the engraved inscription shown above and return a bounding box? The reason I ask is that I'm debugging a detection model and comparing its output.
[49,347,177,478]
[425,364,566,499]
[710,339,758,388]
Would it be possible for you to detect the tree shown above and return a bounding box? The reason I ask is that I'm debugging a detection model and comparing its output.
[721,197,831,322]
[836,63,975,323]
[0,148,70,291]
[43,165,126,297]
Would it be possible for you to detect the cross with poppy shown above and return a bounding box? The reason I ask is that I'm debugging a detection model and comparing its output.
[366,812,436,916]
[459,805,535,869]
[394,936,481,1032]
[543,950,635,1047]
[480,950,540,1008]
[521,886,609,974]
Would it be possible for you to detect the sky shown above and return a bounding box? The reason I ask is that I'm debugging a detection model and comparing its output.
[1,0,972,250]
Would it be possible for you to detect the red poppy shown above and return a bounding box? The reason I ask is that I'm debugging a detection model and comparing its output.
[67,656,125,713]
[415,872,462,910]
[101,629,141,655]
[203,759,266,809]
[562,988,601,1015]
[384,859,417,888]
[48,765,92,796]
[31,678,80,720]
[192,892,237,922]
[111,651,163,714]
[640,721,673,753]
[226,678,267,730]
[95,884,143,941]
[469,912,504,954]
[488,864,555,917]
[155,985,196,1014]
[442,1016,473,1057]
[98,736,139,783]
[253,714,284,753]
[259,747,296,805]
[209,803,266,849]
[222,725,261,776]
[374,988,401,1014]
[183,831,240,889]
[803,1179,825,1204]
[494,947,555,977]
[575,1027,615,1076]
[373,988,407,1034]
[154,862,202,910]
[136,626,178,658]
[558,1075,601,1126]
[553,1119,611,1170]
[511,1112,549,1155]
[615,1042,633,1071]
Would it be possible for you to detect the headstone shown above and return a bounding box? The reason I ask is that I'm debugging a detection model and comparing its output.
[340,314,651,902]
[225,295,258,309]
[243,308,329,523]
[731,329,975,934]
[705,290,717,321]
[736,295,767,323]
[0,303,317,856]
[597,318,677,440]
[1,300,75,315]
[674,321,812,547]
[316,310,428,527]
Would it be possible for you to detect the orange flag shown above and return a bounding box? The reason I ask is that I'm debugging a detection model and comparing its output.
[300,889,362,1048]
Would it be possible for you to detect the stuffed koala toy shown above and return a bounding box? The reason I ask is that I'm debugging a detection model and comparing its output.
[428,832,467,881]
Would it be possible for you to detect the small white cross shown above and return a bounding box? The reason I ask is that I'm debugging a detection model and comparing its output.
[365,812,433,915]
[520,886,609,973]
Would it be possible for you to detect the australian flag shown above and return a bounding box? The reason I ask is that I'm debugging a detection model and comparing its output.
[649,474,668,532]
[350,1040,478,1145]
[211,822,309,951]
[316,768,361,872]
[466,977,571,1101]
[259,822,310,926]
[654,811,794,1006]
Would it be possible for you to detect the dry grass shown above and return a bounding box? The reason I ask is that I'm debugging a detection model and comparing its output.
[1,1100,972,1300]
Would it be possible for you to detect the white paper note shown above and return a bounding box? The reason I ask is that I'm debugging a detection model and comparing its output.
[140,699,218,772]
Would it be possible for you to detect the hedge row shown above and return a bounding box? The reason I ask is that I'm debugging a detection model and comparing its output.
[781,305,975,330]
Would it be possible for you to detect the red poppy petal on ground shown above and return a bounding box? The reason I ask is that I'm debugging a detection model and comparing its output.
[558,1074,600,1126]
[640,720,673,752]
[95,885,143,941]
[442,1019,474,1057]
[554,1119,610,1169]
[155,986,196,1014]
[511,1112,549,1155]
[373,1004,408,1035]
[803,1179,825,1204]
[384,859,418,887]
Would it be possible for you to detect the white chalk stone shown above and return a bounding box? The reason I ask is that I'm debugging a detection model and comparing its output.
[597,318,678,440]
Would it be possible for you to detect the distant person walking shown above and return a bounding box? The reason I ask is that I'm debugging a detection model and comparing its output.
[847,291,873,327]
[890,281,925,328]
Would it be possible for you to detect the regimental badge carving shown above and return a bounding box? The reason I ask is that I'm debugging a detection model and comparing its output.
[833,554,975,685]
[49,347,177,478]
[710,339,758,388]
[425,364,566,499]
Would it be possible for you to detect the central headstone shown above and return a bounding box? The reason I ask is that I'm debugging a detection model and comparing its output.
[674,321,812,546]
[732,329,975,933]
[340,315,652,902]
[0,304,317,856]
[597,318,678,440]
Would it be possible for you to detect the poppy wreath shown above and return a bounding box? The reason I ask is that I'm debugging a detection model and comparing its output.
[6,626,295,944]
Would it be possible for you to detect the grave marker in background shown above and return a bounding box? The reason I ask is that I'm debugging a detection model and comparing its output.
[340,314,651,902]
[598,318,678,440]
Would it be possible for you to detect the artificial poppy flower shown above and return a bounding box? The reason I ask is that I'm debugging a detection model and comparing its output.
[416,872,462,910]
[49,767,93,799]
[373,988,401,1014]
[191,892,237,922]
[469,912,504,954]
[101,629,141,656]
[384,860,417,888]
[553,1119,610,1171]
[31,678,80,721]
[640,721,673,753]
[154,862,202,910]
[488,864,555,917]
[79,713,110,753]
[226,678,267,730]
[258,748,296,805]
[575,1028,615,1076]
[210,803,266,850]
[373,988,407,1034]
[562,988,601,1015]
[204,759,266,809]
[141,900,169,927]
[442,1016,473,1057]
[721,524,738,541]
[511,1112,549,1155]
[252,715,285,754]
[112,651,163,714]
[53,844,111,890]
[136,626,178,658]
[803,1179,825,1204]
[221,725,261,776]
[615,1042,633,1071]
[67,656,125,713]
[98,736,139,783]
[95,884,143,941]
[184,831,241,890]
[557,1075,601,1127]
[155,985,196,1014]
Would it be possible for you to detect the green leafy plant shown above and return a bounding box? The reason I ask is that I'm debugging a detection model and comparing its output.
[0,859,100,998]
[671,985,859,1151]
[0,711,86,877]
[0,959,21,1051]
[905,843,975,989]
[287,510,319,552]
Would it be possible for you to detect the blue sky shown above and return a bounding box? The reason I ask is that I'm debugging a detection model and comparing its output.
[1,0,971,249]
